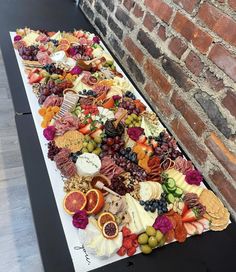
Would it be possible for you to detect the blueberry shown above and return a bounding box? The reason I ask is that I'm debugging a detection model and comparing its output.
[144,206,149,211]
[120,149,126,156]
[88,90,93,95]
[150,206,156,213]
[146,201,150,205]
[140,200,145,206]
[126,147,131,153]
[163,207,168,213]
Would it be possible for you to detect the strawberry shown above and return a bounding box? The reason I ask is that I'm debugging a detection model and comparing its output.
[29,73,42,84]
[90,128,103,139]
[123,238,133,250]
[127,246,136,256]
[132,240,139,248]
[117,246,126,256]
[79,124,91,134]
[122,226,131,237]
[182,208,199,223]
[129,234,138,240]
[28,68,39,79]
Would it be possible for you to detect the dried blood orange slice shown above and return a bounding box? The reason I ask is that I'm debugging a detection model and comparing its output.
[102,221,119,239]
[85,189,105,215]
[98,212,115,229]
[63,190,87,215]
[59,38,70,45]
[55,44,70,52]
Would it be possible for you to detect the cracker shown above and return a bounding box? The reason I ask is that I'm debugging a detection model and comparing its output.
[55,130,84,153]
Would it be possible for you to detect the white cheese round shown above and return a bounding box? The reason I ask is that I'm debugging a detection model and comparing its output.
[50,50,66,63]
[76,153,101,177]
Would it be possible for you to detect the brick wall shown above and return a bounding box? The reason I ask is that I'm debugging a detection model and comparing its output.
[80,0,236,218]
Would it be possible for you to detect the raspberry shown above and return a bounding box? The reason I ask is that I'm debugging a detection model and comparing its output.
[123,238,133,250]
[117,246,126,256]
[127,246,136,256]
[122,226,131,237]
[129,234,138,240]
[132,240,139,248]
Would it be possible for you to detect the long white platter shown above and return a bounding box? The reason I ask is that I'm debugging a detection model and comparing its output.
[10,31,209,271]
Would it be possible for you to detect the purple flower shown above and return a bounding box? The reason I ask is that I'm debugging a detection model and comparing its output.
[72,210,88,229]
[70,66,82,75]
[93,36,100,44]
[185,169,203,186]
[112,95,121,101]
[43,126,56,141]
[153,215,173,234]
[67,47,77,56]
[14,35,22,42]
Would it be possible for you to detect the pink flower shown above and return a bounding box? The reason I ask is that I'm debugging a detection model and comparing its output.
[127,127,144,141]
[185,169,203,186]
[70,66,82,75]
[72,210,88,229]
[93,36,100,44]
[43,126,56,141]
[153,215,173,234]
[14,35,22,42]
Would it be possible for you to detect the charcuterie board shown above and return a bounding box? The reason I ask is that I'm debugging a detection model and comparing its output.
[11,28,230,272]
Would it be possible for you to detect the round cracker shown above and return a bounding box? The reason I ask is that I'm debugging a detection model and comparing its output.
[210,221,229,231]
[199,189,224,215]
[55,130,84,153]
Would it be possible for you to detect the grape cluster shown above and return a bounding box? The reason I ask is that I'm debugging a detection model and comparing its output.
[48,141,61,160]
[43,64,63,75]
[113,153,147,181]
[140,193,168,214]
[79,89,97,97]
[18,45,39,61]
[119,99,140,115]
[154,131,182,161]
[101,136,125,157]
[119,147,138,164]
[110,175,133,196]
[67,45,86,57]
[125,91,136,100]
[38,80,73,104]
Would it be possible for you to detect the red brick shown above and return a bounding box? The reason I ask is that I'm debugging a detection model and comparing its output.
[144,0,173,23]
[144,59,172,94]
[168,37,187,59]
[185,51,204,76]
[124,36,144,64]
[198,3,236,47]
[171,92,206,136]
[209,169,236,211]
[157,25,167,41]
[133,3,144,18]
[173,0,199,13]
[171,118,207,164]
[145,82,173,116]
[205,70,224,92]
[143,12,157,31]
[123,0,134,11]
[222,90,236,118]
[205,132,236,180]
[229,0,236,11]
[208,44,236,82]
[172,12,213,54]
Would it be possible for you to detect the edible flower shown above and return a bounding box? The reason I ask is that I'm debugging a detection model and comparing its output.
[67,47,77,56]
[14,35,22,42]
[185,169,203,186]
[127,127,144,141]
[70,66,82,75]
[93,36,100,44]
[43,125,56,141]
[153,215,173,234]
[72,210,89,229]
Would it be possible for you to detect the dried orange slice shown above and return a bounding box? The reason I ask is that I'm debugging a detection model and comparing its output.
[85,189,105,215]
[98,212,115,229]
[63,190,87,215]
[59,38,70,45]
[102,221,119,239]
[55,44,70,52]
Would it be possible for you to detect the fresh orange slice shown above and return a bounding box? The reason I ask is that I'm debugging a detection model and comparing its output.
[98,212,115,229]
[102,221,119,239]
[63,190,87,215]
[85,189,105,215]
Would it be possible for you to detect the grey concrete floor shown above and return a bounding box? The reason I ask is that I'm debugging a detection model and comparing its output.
[0,50,44,271]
